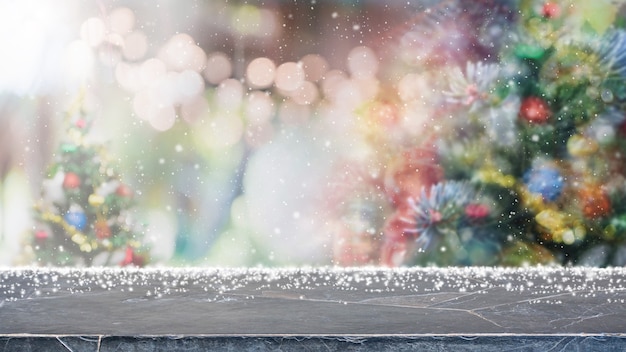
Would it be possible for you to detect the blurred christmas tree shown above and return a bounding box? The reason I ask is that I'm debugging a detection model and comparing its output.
[330,0,626,267]
[27,98,150,267]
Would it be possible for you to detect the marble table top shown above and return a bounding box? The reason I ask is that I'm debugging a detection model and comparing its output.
[2,266,626,337]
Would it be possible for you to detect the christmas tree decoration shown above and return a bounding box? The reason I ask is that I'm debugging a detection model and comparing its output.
[64,206,87,231]
[541,2,561,19]
[523,163,564,202]
[120,246,145,267]
[34,229,49,243]
[94,219,112,240]
[329,0,626,267]
[567,135,598,157]
[115,184,133,198]
[403,181,475,248]
[578,185,612,220]
[464,203,490,221]
[28,99,150,267]
[62,172,81,189]
[519,96,551,124]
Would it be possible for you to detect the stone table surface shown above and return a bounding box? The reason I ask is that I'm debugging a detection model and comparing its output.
[2,267,626,351]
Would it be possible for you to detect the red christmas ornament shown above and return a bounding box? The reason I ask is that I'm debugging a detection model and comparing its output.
[465,203,490,220]
[116,184,133,197]
[75,118,87,129]
[519,96,551,124]
[62,172,81,189]
[578,185,612,219]
[94,220,111,239]
[121,247,145,267]
[35,229,49,242]
[541,2,561,18]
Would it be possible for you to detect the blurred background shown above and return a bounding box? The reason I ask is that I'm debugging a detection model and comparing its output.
[0,0,440,266]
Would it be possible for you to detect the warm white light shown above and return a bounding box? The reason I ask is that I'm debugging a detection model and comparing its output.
[132,89,155,120]
[300,54,328,83]
[291,81,319,105]
[108,7,135,35]
[347,45,378,79]
[205,114,244,149]
[159,33,206,72]
[139,58,167,89]
[180,96,210,124]
[245,91,275,125]
[216,78,244,110]
[115,62,140,92]
[0,0,69,94]
[275,62,305,91]
[176,70,205,102]
[204,52,233,85]
[65,40,95,84]
[80,17,106,47]
[98,33,124,67]
[321,69,347,101]
[132,85,177,131]
[246,57,276,89]
[154,72,181,106]
[123,31,148,61]
[149,105,177,131]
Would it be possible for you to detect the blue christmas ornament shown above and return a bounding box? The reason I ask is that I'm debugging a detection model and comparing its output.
[65,210,87,230]
[523,165,564,201]
[599,29,626,77]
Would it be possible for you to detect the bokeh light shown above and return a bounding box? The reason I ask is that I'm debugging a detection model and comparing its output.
[205,113,244,149]
[347,46,379,79]
[204,52,233,85]
[148,105,177,131]
[176,70,205,103]
[300,54,329,83]
[246,57,276,89]
[245,91,275,125]
[65,40,95,84]
[291,81,319,105]
[122,31,148,61]
[79,18,106,47]
[275,62,305,92]
[180,95,210,124]
[0,0,70,94]
[159,33,206,72]
[108,7,135,35]
[216,78,244,111]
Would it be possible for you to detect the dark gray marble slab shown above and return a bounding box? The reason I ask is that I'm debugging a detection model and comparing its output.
[2,267,626,350]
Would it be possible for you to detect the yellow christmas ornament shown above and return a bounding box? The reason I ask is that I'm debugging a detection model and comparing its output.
[88,194,105,207]
[536,209,566,232]
[475,167,516,188]
[567,135,598,157]
[519,187,546,213]
[535,208,586,244]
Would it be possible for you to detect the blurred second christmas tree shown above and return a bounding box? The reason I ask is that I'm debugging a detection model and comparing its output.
[26,99,150,267]
[329,0,626,268]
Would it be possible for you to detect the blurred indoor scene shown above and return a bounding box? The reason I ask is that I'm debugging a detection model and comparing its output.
[2,0,626,267]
